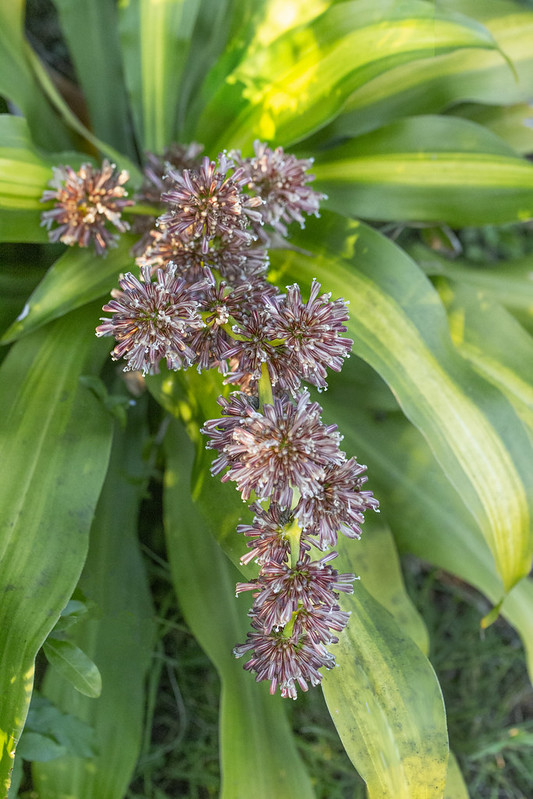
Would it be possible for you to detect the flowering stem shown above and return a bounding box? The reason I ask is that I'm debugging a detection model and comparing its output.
[258,362,273,410]
[284,518,302,568]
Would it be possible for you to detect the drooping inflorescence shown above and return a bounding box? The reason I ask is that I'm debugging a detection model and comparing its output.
[43,139,380,698]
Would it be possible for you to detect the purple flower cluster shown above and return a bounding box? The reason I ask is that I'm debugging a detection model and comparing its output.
[88,139,378,697]
[40,160,133,254]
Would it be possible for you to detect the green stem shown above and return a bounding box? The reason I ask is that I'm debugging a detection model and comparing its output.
[284,517,302,569]
[258,362,273,410]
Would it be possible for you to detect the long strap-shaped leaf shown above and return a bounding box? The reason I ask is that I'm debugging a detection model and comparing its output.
[437,281,533,433]
[0,1,73,151]
[313,115,533,226]
[321,561,448,799]
[195,0,498,151]
[409,242,533,322]
[32,398,155,799]
[272,212,533,592]
[51,0,137,160]
[118,0,202,152]
[0,306,113,796]
[163,419,316,799]
[1,233,137,344]
[328,0,533,138]
[0,114,83,243]
[319,360,533,684]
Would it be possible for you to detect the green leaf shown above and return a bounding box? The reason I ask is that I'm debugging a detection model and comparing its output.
[0,305,113,794]
[0,259,47,342]
[325,0,533,139]
[195,0,499,151]
[118,0,202,152]
[0,115,61,211]
[272,212,533,592]
[448,102,533,156]
[321,558,448,799]
[0,2,73,151]
[24,694,96,760]
[33,397,156,799]
[16,733,66,763]
[410,242,533,324]
[42,640,102,699]
[313,116,533,226]
[320,384,533,684]
[1,234,137,344]
[164,419,316,799]
[436,280,533,432]
[445,752,470,799]
[51,0,137,160]
[181,0,332,139]
[344,517,429,656]
[50,600,91,634]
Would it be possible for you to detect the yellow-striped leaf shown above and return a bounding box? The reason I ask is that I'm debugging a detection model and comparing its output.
[273,212,533,591]
[327,0,533,138]
[32,399,155,799]
[195,0,498,152]
[313,116,533,226]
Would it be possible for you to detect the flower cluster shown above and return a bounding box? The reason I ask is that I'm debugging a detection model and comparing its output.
[84,139,378,697]
[40,160,133,254]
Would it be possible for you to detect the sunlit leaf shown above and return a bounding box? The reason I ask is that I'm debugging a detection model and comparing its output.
[319,382,533,684]
[325,0,533,139]
[321,563,448,799]
[196,0,499,151]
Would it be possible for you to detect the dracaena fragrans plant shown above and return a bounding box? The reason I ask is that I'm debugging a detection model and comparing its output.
[85,143,378,698]
[2,1,533,797]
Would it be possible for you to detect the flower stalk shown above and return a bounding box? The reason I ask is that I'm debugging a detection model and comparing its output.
[86,139,379,698]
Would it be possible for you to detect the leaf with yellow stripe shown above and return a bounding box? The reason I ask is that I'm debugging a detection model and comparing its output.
[325,0,533,139]
[118,0,202,152]
[321,557,448,799]
[196,0,499,151]
[272,212,533,591]
[319,383,533,683]
[312,116,533,226]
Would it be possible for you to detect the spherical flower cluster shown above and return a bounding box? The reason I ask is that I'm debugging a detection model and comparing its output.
[159,155,263,254]
[40,160,132,254]
[89,138,378,698]
[231,140,326,241]
[95,265,206,374]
